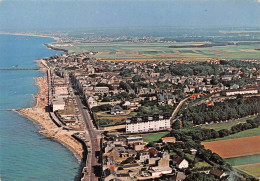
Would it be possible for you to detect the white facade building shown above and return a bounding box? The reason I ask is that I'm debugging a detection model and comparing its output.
[177,159,189,169]
[52,97,65,111]
[126,114,171,133]
[225,88,258,96]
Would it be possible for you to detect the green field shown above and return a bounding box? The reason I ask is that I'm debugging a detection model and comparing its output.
[135,132,169,142]
[95,111,137,127]
[237,164,260,178]
[200,116,256,131]
[226,154,260,166]
[206,127,260,141]
[49,41,260,61]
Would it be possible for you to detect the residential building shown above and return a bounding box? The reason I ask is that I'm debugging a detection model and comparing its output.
[126,114,171,133]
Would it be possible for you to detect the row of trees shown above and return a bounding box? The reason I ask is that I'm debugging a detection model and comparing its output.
[180,97,260,126]
[220,60,260,70]
[91,104,112,112]
[168,62,220,77]
[169,117,260,142]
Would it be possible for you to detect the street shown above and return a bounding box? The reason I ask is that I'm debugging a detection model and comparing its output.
[75,94,100,181]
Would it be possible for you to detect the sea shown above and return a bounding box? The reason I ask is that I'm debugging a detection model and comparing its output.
[0,34,79,181]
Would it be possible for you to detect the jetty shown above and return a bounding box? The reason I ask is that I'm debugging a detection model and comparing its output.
[0,68,40,70]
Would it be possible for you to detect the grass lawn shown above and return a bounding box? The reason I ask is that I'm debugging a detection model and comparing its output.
[194,161,211,169]
[135,132,169,142]
[170,152,177,157]
[200,116,256,131]
[206,127,260,141]
[185,153,195,161]
[237,164,260,178]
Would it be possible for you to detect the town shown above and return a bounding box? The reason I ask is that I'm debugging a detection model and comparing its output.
[42,51,260,181]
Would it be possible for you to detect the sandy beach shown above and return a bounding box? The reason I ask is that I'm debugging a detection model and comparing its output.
[15,60,83,161]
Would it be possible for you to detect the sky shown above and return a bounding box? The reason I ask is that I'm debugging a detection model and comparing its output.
[0,0,260,31]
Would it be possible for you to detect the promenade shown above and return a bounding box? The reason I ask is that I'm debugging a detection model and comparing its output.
[15,60,84,160]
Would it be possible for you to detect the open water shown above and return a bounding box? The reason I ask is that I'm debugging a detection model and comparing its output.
[0,35,79,181]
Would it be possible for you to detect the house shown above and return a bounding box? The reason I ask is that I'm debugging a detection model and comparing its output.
[148,148,159,157]
[110,105,124,115]
[157,91,176,105]
[190,148,197,155]
[122,101,140,110]
[221,75,233,81]
[173,172,186,181]
[161,137,176,143]
[230,84,239,89]
[122,163,141,170]
[87,96,98,108]
[149,167,172,177]
[210,168,226,178]
[133,142,145,151]
[126,136,143,145]
[52,97,65,111]
[173,157,189,169]
[137,151,150,163]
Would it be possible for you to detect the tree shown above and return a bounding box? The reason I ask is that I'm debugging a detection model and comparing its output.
[172,120,181,129]
[119,81,130,91]
[132,75,141,82]
[218,129,230,137]
[210,76,219,85]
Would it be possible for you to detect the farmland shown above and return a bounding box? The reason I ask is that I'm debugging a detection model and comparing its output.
[226,154,260,166]
[226,154,260,178]
[49,41,260,61]
[202,135,260,158]
[234,163,260,178]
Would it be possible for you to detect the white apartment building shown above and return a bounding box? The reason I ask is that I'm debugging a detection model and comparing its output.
[126,114,171,133]
[225,88,258,96]
[94,86,109,94]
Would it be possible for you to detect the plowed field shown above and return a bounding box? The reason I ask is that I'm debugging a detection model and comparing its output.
[202,136,260,158]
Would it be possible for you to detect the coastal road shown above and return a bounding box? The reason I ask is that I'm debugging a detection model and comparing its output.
[75,95,100,181]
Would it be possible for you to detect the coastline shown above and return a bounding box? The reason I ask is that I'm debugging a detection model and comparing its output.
[0,32,60,41]
[13,59,83,161]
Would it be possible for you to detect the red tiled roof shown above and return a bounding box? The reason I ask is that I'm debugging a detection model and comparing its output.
[161,137,175,141]
[148,148,159,155]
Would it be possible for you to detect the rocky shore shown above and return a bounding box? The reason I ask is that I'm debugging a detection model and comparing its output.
[14,60,83,161]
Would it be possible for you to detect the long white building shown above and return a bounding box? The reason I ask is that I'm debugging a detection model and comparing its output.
[225,88,258,96]
[126,114,171,133]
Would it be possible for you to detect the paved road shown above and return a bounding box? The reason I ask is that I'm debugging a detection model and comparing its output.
[75,95,100,181]
[66,73,100,181]
[170,97,189,123]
